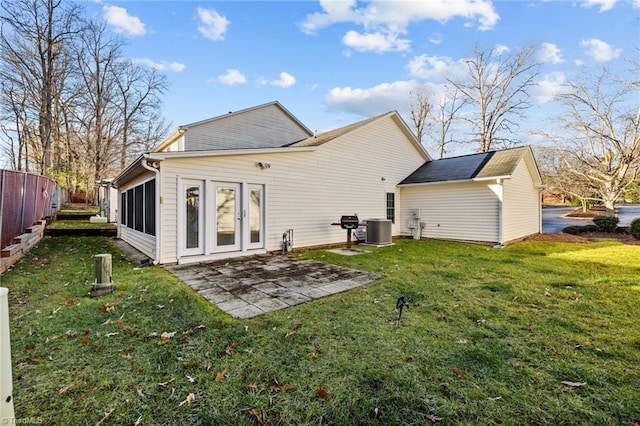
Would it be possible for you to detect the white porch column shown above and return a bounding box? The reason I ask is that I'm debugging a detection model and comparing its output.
[0,288,15,423]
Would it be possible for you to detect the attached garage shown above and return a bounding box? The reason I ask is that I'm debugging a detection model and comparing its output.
[398,146,543,245]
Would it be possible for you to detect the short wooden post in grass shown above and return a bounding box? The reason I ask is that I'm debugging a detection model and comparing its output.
[0,287,15,423]
[90,254,114,297]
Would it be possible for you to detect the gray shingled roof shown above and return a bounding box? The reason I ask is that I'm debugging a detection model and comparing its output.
[285,112,390,148]
[400,146,529,185]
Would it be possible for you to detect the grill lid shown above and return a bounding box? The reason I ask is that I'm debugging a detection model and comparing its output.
[340,215,359,229]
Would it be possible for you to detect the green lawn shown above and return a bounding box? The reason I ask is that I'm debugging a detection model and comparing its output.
[2,237,639,425]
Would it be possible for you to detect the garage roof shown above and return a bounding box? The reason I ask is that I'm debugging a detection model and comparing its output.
[400,146,530,185]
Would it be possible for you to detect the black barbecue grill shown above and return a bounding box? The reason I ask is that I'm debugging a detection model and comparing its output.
[340,215,359,230]
[332,215,360,249]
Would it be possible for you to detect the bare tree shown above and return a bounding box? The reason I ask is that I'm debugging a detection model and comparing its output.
[408,89,431,146]
[536,145,597,212]
[428,86,468,159]
[553,68,640,216]
[72,18,125,194]
[0,0,83,174]
[113,60,169,169]
[448,44,540,152]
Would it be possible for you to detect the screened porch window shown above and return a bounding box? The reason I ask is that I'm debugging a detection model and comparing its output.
[121,178,156,236]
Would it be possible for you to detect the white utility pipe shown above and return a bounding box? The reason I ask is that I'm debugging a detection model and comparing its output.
[0,287,15,423]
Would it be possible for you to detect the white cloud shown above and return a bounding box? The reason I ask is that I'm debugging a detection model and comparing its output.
[197,7,230,41]
[580,38,621,62]
[343,30,410,53]
[533,71,566,103]
[300,0,499,52]
[582,0,617,12]
[325,80,420,117]
[132,58,185,72]
[428,32,442,45]
[302,0,499,32]
[634,0,640,8]
[493,44,510,55]
[537,42,564,64]
[217,69,246,85]
[272,72,296,88]
[103,6,146,36]
[407,54,467,81]
[259,72,296,88]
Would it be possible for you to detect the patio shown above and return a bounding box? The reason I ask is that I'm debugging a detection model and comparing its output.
[165,254,383,319]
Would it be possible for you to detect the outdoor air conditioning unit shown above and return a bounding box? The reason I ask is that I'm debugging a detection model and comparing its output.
[365,218,392,245]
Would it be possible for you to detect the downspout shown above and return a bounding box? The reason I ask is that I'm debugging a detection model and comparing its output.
[141,155,161,265]
[497,178,503,245]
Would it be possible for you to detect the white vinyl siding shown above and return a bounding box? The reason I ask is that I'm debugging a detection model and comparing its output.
[400,181,501,243]
[119,226,156,259]
[157,115,426,264]
[184,104,310,151]
[502,159,541,242]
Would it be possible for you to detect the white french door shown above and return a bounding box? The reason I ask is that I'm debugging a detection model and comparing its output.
[246,184,264,250]
[214,182,241,252]
[181,180,204,256]
[180,180,265,257]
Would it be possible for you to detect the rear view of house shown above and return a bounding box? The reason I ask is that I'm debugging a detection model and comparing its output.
[112,101,430,264]
[112,101,542,265]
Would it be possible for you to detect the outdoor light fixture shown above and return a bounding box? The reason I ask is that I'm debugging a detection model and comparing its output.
[256,162,271,170]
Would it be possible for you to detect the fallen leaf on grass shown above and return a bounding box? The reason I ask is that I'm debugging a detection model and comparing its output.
[45,334,61,343]
[186,375,196,383]
[99,303,118,312]
[221,341,241,355]
[269,379,294,393]
[561,381,586,387]
[248,408,264,425]
[58,383,74,394]
[65,330,77,338]
[95,409,114,426]
[215,368,227,381]
[80,336,90,346]
[158,378,175,390]
[488,396,502,401]
[178,393,196,407]
[453,369,466,380]
[317,387,329,399]
[425,413,443,422]
[157,331,176,345]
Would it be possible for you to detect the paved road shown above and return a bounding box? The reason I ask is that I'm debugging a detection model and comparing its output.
[542,205,640,233]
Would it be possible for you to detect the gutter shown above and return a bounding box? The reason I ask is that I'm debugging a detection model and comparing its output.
[398,175,512,188]
[141,154,161,265]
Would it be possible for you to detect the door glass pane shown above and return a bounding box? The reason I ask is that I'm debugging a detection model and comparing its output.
[250,188,261,243]
[217,187,236,246]
[185,186,199,249]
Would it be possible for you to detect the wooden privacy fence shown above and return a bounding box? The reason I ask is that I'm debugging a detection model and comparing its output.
[0,170,61,274]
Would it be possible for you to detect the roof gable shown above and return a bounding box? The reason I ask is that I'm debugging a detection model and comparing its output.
[153,101,313,152]
[286,111,431,161]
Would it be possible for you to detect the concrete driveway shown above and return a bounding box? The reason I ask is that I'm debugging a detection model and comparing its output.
[166,254,383,319]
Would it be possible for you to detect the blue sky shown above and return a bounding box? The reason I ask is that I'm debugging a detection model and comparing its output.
[90,0,639,155]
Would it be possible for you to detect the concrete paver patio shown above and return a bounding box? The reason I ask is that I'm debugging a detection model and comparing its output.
[165,254,383,319]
